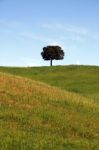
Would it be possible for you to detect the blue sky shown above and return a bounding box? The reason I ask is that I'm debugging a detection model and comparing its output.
[0,0,99,66]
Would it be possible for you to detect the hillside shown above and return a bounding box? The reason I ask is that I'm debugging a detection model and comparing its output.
[0,65,99,100]
[0,72,99,150]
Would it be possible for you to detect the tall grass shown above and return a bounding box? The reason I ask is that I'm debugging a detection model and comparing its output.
[0,72,99,150]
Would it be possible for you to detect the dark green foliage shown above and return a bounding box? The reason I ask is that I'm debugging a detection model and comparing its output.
[41,45,65,66]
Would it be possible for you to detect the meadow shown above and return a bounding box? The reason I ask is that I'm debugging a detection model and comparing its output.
[0,65,99,149]
[0,65,99,100]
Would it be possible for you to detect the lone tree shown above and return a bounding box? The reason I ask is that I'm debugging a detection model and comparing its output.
[41,45,65,66]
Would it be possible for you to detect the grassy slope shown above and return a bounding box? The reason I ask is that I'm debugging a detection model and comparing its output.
[0,65,99,100]
[0,73,99,150]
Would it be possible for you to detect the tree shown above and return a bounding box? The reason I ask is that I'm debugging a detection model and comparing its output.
[41,45,65,66]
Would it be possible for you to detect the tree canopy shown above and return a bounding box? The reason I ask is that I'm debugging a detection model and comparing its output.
[41,45,65,66]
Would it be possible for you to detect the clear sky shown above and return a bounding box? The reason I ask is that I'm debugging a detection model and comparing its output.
[0,0,99,66]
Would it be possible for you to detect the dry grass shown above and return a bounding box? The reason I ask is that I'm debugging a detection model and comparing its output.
[0,72,99,150]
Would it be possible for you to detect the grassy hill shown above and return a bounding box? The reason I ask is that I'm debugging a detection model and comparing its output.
[0,71,99,150]
[0,65,99,100]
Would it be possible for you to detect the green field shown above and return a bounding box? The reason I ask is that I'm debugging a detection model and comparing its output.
[0,65,99,149]
[0,65,99,100]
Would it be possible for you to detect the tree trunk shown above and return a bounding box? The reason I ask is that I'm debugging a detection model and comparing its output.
[50,59,53,66]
